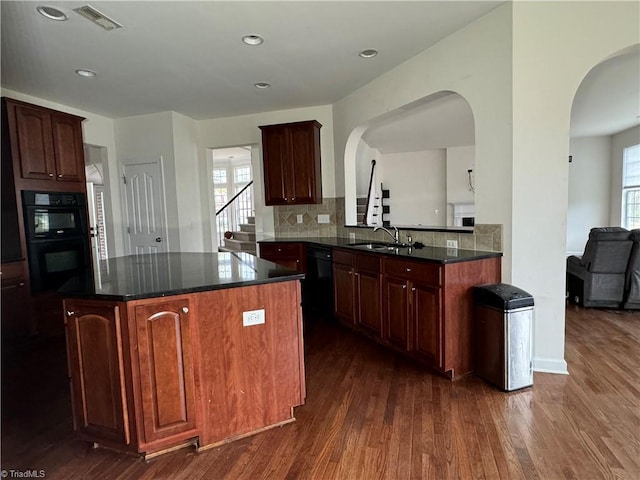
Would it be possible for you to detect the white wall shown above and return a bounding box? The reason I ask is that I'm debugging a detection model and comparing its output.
[171,112,204,252]
[610,125,640,225]
[0,88,125,257]
[511,1,638,373]
[377,150,446,226]
[114,112,179,252]
[567,136,612,255]
[197,105,334,249]
[335,3,513,272]
[446,146,475,225]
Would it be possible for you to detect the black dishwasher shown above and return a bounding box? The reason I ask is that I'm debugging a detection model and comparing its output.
[305,245,334,316]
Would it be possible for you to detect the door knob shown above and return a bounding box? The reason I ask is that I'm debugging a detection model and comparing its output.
[182,307,189,314]
[155,237,162,242]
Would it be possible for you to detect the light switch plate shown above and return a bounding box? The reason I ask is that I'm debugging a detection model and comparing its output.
[446,239,458,249]
[317,214,330,224]
[243,309,265,326]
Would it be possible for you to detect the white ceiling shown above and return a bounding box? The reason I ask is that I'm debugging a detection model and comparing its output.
[0,1,502,119]
[2,1,637,154]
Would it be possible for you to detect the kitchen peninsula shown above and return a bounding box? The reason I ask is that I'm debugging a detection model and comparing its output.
[59,252,306,458]
[259,237,502,379]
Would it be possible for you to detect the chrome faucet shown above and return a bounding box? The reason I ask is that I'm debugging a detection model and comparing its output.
[373,225,399,244]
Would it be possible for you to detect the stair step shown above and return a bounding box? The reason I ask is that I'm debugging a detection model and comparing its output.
[223,238,257,254]
[246,216,255,224]
[232,231,256,242]
[239,223,255,233]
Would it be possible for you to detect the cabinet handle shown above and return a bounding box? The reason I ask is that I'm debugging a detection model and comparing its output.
[402,285,407,289]
[411,287,416,292]
[58,174,63,178]
[292,197,295,201]
[285,197,288,201]
[48,173,54,177]
[182,307,189,314]
[277,248,282,252]
[66,310,75,317]
[18,282,24,287]
[406,268,412,272]
[296,260,300,263]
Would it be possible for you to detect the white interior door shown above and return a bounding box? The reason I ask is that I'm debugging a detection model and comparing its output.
[123,160,168,255]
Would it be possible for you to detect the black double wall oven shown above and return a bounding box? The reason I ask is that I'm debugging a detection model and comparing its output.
[22,191,90,292]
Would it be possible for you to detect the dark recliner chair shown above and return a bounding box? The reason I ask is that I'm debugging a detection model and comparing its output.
[623,229,640,309]
[566,227,633,308]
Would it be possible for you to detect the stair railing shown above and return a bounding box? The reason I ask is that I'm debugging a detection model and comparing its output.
[215,181,254,248]
[363,160,376,226]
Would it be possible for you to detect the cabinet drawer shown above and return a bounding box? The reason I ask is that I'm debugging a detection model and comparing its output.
[259,242,304,258]
[355,253,381,274]
[332,249,354,266]
[1,261,26,284]
[384,258,440,286]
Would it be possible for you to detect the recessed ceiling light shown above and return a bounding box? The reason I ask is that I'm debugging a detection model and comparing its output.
[359,49,378,59]
[242,35,264,46]
[254,82,271,89]
[36,5,68,21]
[75,69,97,78]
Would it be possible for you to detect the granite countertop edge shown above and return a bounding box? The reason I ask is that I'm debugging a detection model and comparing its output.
[257,236,502,264]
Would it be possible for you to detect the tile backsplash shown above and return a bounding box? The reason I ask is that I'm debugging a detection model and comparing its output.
[274,197,502,252]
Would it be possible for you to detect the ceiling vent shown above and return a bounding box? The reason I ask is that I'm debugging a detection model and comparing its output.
[73,5,122,31]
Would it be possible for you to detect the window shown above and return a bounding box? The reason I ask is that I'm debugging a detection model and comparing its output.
[212,163,253,248]
[622,144,640,229]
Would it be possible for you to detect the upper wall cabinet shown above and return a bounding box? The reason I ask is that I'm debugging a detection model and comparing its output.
[260,120,322,205]
[3,98,86,186]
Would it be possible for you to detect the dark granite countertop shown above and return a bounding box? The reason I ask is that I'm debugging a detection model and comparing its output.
[257,236,502,264]
[58,252,304,301]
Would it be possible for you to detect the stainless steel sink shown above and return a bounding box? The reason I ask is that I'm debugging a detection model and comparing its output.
[347,241,409,250]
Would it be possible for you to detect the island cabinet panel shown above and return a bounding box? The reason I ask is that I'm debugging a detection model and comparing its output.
[131,298,197,447]
[260,120,322,205]
[194,281,305,447]
[64,300,130,446]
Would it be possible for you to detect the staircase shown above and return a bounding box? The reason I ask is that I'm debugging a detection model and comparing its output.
[356,197,367,225]
[219,216,257,255]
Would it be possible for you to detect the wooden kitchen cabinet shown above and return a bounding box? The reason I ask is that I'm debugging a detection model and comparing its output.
[259,120,322,205]
[335,248,500,379]
[132,298,197,447]
[3,97,86,185]
[354,253,382,336]
[259,241,306,273]
[333,249,382,337]
[383,258,443,369]
[64,296,199,456]
[64,300,130,446]
[1,260,33,341]
[333,262,355,324]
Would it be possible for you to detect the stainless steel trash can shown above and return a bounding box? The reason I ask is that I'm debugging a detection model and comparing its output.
[473,283,534,391]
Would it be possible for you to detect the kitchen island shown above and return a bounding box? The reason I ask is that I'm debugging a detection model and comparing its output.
[59,252,306,458]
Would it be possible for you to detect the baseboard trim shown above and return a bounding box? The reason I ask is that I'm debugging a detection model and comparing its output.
[533,357,569,375]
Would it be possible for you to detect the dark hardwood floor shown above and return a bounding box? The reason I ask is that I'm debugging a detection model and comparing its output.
[1,305,639,479]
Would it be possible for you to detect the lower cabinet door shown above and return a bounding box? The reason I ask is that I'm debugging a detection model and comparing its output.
[412,283,443,369]
[333,264,355,324]
[356,271,382,336]
[65,300,130,445]
[134,299,197,444]
[383,276,410,350]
